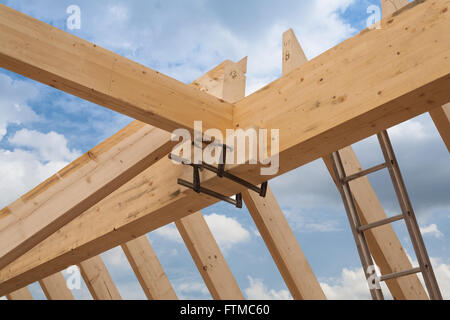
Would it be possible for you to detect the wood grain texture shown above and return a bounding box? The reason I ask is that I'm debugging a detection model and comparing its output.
[0,4,233,134]
[6,287,33,300]
[79,255,121,300]
[39,273,74,300]
[0,122,173,270]
[122,236,177,300]
[285,25,426,299]
[243,189,326,300]
[1,0,449,296]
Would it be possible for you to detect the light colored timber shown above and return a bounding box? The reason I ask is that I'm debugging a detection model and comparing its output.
[176,212,244,300]
[382,0,450,152]
[176,57,245,300]
[39,273,74,300]
[285,27,426,299]
[429,103,450,152]
[0,121,173,270]
[0,4,233,134]
[1,0,450,295]
[242,189,326,300]
[79,255,121,300]
[381,0,410,16]
[122,236,177,300]
[6,287,33,300]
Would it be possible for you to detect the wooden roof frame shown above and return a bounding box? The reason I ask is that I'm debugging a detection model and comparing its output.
[0,0,448,300]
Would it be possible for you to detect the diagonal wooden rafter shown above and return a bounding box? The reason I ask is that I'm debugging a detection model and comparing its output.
[175,58,246,300]
[122,236,177,300]
[6,287,33,300]
[79,256,122,300]
[284,26,427,299]
[0,0,449,296]
[0,4,233,134]
[39,272,74,300]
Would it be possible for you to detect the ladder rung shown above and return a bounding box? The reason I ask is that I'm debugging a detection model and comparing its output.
[379,267,422,282]
[343,162,388,183]
[358,214,404,232]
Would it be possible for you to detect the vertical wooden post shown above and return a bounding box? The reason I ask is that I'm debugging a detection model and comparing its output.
[6,287,33,300]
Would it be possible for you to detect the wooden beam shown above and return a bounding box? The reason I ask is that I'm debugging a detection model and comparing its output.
[1,0,449,296]
[429,103,450,152]
[286,26,427,299]
[122,236,177,300]
[39,273,74,300]
[242,189,326,300]
[176,212,244,300]
[6,287,33,300]
[382,0,450,152]
[381,0,410,16]
[0,121,173,270]
[175,57,245,300]
[78,255,121,300]
[0,4,233,134]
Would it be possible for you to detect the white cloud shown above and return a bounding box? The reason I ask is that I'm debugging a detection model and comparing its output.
[245,277,292,300]
[320,267,391,300]
[431,258,450,300]
[9,129,80,162]
[420,224,444,238]
[154,223,183,243]
[176,282,209,297]
[101,246,129,268]
[204,213,250,251]
[0,73,40,140]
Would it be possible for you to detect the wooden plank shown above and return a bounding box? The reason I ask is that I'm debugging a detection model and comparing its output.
[0,4,233,134]
[282,29,308,76]
[1,0,449,295]
[0,121,173,270]
[429,103,450,152]
[122,236,177,300]
[175,57,245,300]
[243,189,326,300]
[39,273,74,300]
[286,26,427,299]
[79,255,121,300]
[176,212,244,300]
[6,287,33,300]
[381,0,410,16]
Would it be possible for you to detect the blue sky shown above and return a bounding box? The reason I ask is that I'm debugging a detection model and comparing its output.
[0,0,449,300]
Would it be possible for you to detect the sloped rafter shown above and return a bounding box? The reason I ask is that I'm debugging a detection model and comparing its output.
[175,58,246,300]
[39,273,74,300]
[78,256,122,300]
[122,236,177,300]
[0,4,233,134]
[284,27,427,299]
[0,0,449,296]
[6,287,33,300]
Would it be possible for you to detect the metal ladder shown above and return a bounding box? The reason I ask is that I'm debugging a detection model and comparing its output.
[330,130,442,300]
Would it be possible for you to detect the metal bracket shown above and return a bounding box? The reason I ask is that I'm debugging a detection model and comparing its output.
[169,142,268,208]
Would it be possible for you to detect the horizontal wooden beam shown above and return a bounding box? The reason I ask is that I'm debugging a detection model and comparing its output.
[122,236,178,300]
[1,0,449,295]
[79,255,121,300]
[0,4,233,134]
[0,121,173,270]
